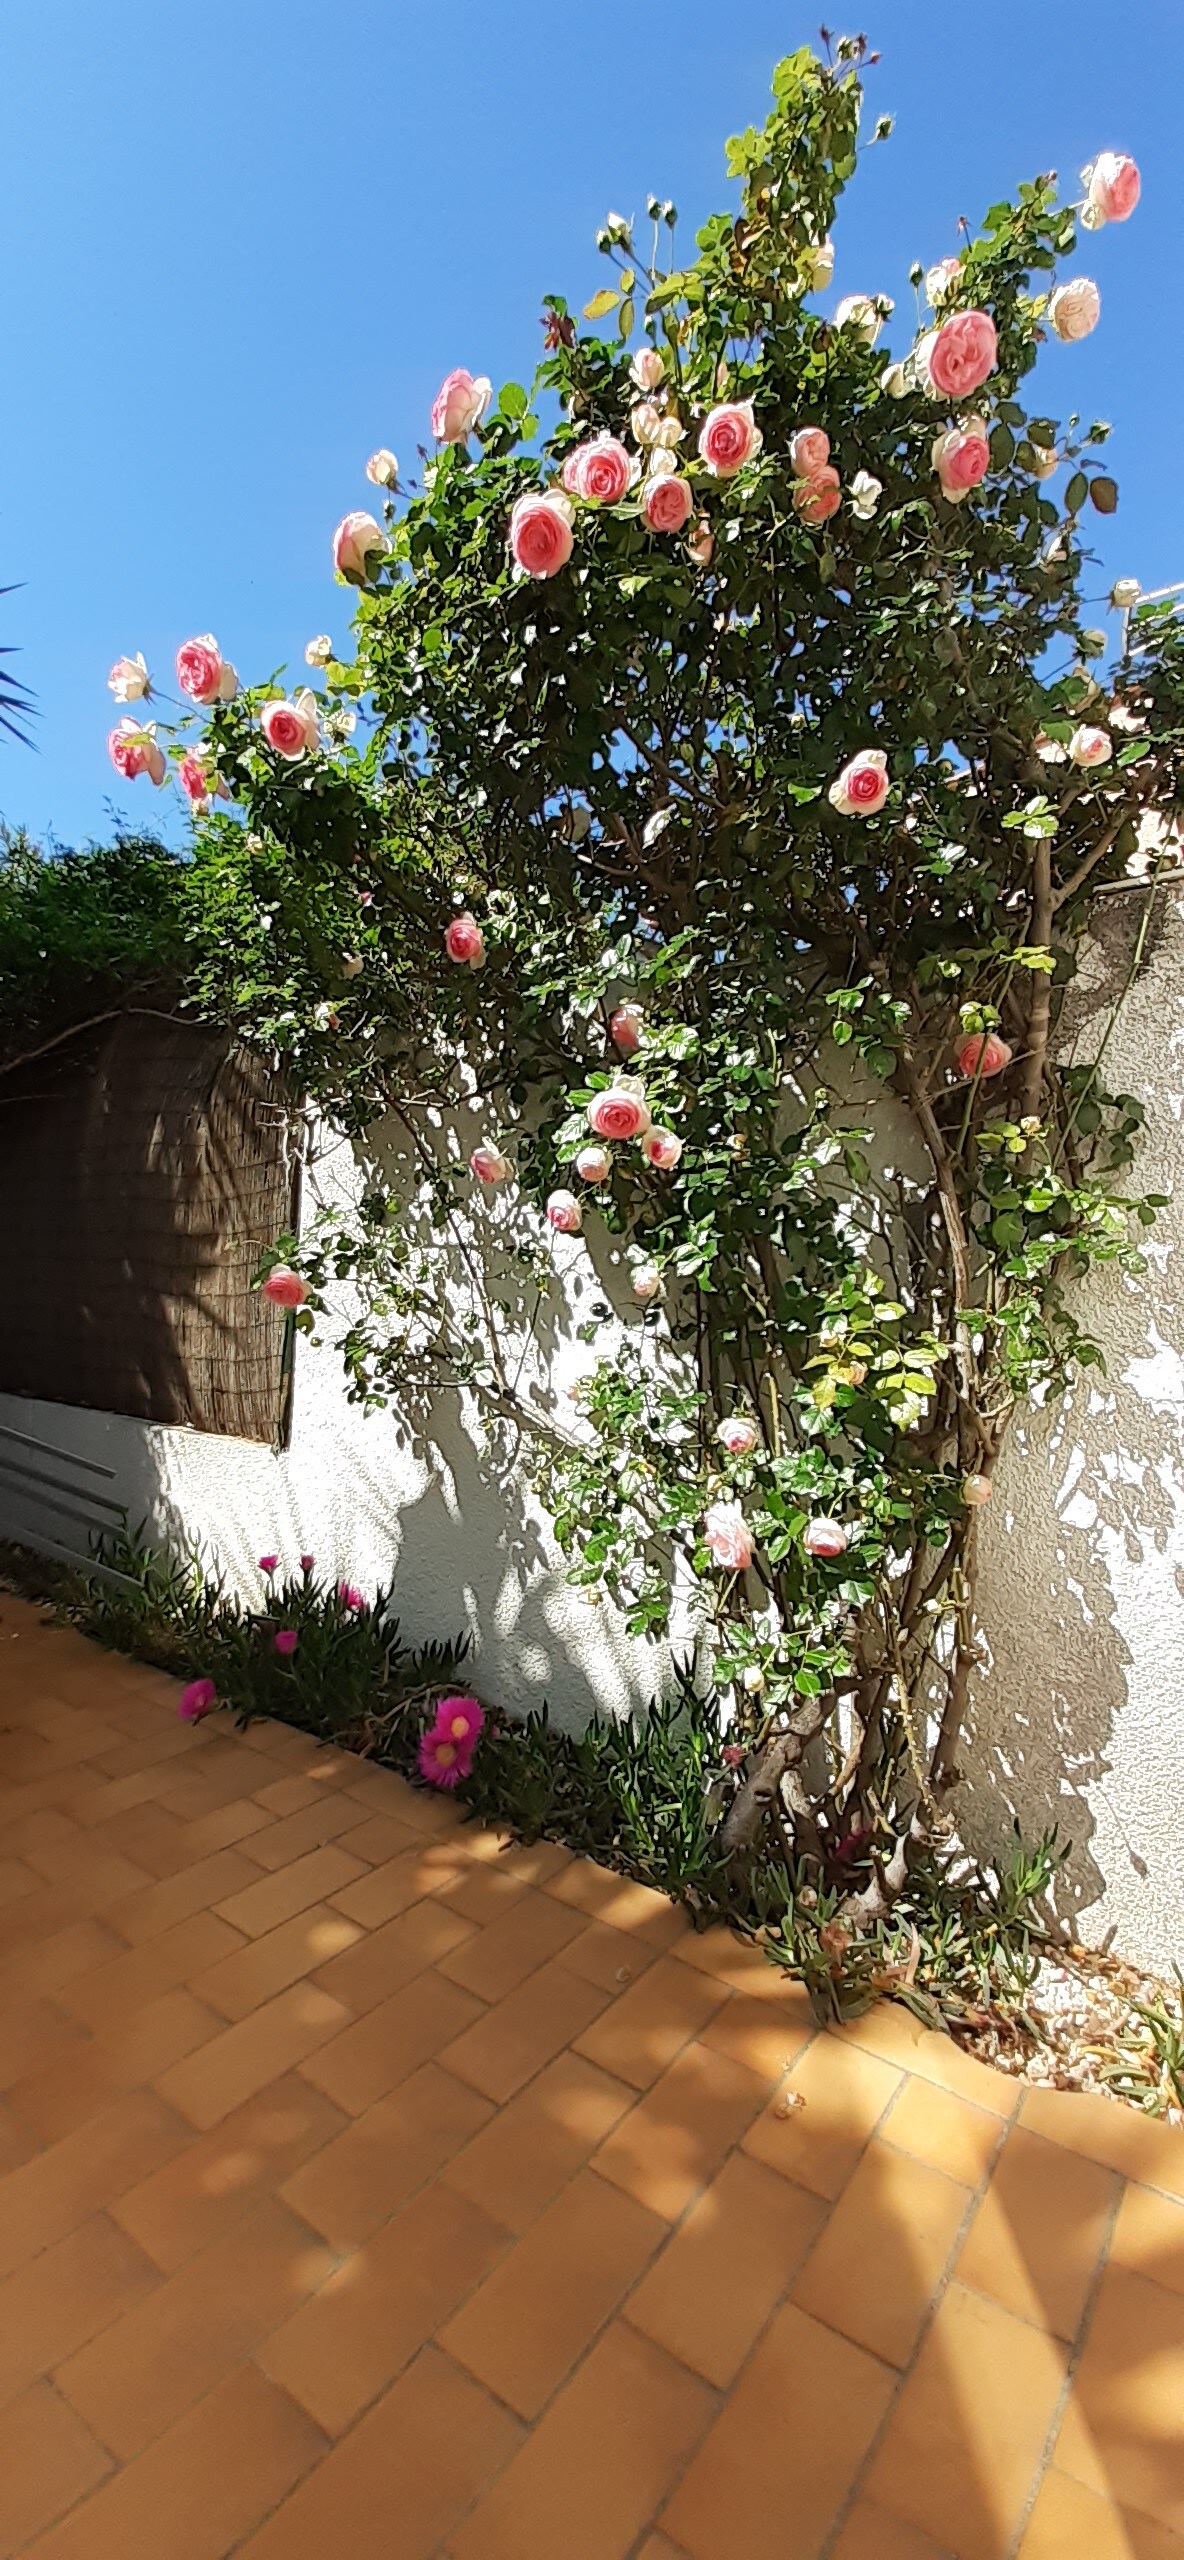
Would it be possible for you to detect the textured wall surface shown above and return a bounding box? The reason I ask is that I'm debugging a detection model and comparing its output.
[3,899,1182,1969]
[0,1124,670,1737]
[968,882,1184,1969]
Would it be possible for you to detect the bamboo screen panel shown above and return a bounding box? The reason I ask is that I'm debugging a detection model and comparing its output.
[0,1015,298,1442]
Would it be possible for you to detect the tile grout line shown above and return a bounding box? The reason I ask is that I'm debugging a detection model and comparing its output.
[813,2067,1016,2560]
[1002,2164,1127,2560]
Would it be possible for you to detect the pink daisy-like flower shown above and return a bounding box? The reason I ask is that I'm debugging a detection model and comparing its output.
[338,1582,366,1611]
[258,1554,279,1575]
[178,1677,216,1724]
[432,1696,485,1756]
[274,1628,298,1657]
[299,1554,316,1573]
[418,1727,466,1789]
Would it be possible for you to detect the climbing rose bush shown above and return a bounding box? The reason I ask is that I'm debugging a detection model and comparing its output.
[123,44,1184,1898]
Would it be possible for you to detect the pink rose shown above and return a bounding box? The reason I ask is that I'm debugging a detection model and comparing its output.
[176,635,225,705]
[956,1032,1012,1080]
[470,1144,510,1184]
[1083,153,1140,226]
[1048,279,1101,344]
[609,1003,644,1054]
[703,1501,754,1571]
[642,473,693,534]
[717,1416,758,1457]
[509,492,574,579]
[928,309,998,399]
[274,1629,298,1657]
[445,912,485,966]
[178,1677,216,1724]
[790,428,831,477]
[698,401,761,477]
[263,1266,307,1308]
[546,1189,582,1233]
[260,697,314,760]
[793,466,842,525]
[1069,725,1113,769]
[431,368,492,443]
[933,424,990,501]
[587,1082,651,1142]
[963,1473,993,1507]
[803,1517,848,1560]
[333,510,389,584]
[576,1145,612,1183]
[107,652,149,703]
[828,749,890,817]
[631,1261,662,1302]
[178,753,211,806]
[641,1125,683,1171]
[108,719,166,786]
[570,436,635,505]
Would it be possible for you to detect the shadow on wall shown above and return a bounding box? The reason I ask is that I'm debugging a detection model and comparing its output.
[963,883,1184,1972]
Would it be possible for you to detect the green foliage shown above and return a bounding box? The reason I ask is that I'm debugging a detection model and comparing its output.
[56,46,1184,1912]
[0,829,190,1068]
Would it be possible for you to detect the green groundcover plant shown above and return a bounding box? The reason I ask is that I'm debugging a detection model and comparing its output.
[100,43,1184,1933]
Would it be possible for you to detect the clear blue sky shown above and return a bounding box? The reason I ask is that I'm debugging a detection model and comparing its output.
[1,1,1178,850]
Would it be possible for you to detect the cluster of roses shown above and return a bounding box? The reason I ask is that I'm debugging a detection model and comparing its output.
[107,629,322,801]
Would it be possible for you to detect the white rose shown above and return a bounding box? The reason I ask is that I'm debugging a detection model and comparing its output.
[848,471,882,520]
[925,257,961,307]
[880,360,909,399]
[1029,445,1058,480]
[834,293,892,346]
[1068,724,1113,769]
[107,651,150,703]
[631,1261,663,1303]
[630,348,666,392]
[1048,278,1101,343]
[365,448,399,488]
[305,635,333,666]
[1110,578,1140,609]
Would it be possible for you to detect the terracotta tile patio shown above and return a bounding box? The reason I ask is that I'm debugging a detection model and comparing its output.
[0,1590,1182,2558]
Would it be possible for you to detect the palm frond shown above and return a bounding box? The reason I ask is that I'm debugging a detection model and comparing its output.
[0,590,35,744]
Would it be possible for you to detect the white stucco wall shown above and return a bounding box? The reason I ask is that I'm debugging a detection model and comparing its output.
[968,880,1184,1971]
[0,1121,670,1736]
[4,892,1183,1968]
